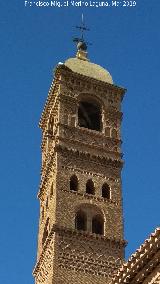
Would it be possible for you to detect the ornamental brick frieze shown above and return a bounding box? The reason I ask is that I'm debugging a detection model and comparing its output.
[57,233,122,254]
[57,151,121,178]
[59,137,122,162]
[61,165,121,183]
[52,224,125,249]
[33,233,55,279]
[33,224,125,280]
[38,154,56,200]
[60,82,122,113]
[40,78,60,130]
[41,127,59,151]
[59,187,120,206]
[60,77,104,101]
[41,145,55,179]
[59,67,125,98]
[44,96,59,128]
[55,145,123,170]
[55,228,124,278]
[58,124,121,151]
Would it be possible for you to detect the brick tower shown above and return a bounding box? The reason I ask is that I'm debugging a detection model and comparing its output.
[33,38,126,284]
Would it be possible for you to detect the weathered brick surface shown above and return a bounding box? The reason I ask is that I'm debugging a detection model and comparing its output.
[33,63,126,284]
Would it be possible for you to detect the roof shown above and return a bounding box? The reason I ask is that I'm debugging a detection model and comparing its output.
[111,227,160,284]
[64,57,113,84]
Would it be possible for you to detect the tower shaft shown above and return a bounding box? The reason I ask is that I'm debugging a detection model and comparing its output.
[33,57,126,284]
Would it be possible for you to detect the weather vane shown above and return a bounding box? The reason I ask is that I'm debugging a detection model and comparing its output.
[73,14,91,47]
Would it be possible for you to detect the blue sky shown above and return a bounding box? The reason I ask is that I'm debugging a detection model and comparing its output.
[0,1,160,283]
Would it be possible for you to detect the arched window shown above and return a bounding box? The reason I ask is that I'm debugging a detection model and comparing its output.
[75,210,87,231]
[78,101,101,131]
[92,214,104,235]
[86,179,95,195]
[42,218,49,245]
[75,204,104,235]
[70,175,78,191]
[102,183,110,199]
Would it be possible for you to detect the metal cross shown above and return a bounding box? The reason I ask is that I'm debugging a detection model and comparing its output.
[75,14,90,41]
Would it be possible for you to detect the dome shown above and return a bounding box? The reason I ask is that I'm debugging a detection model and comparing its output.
[64,57,113,84]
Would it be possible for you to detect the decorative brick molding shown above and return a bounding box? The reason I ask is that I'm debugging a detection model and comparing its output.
[34,56,126,284]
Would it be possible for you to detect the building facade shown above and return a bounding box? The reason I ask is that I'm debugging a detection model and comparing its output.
[33,42,126,284]
[33,40,160,284]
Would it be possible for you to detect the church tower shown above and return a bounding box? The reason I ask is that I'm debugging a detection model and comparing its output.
[33,34,126,284]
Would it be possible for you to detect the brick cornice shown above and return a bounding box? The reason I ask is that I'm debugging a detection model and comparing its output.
[55,64,126,95]
[59,187,120,206]
[56,144,123,168]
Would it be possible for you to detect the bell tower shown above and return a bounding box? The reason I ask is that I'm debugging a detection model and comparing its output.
[33,35,126,284]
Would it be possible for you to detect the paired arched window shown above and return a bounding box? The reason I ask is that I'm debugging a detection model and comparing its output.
[42,218,49,245]
[86,179,95,195]
[75,205,104,235]
[70,175,78,191]
[78,100,101,131]
[102,183,110,199]
[75,210,87,231]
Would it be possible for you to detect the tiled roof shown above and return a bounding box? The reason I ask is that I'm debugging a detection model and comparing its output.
[111,227,160,284]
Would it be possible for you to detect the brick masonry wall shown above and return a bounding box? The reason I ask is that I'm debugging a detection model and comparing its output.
[34,231,124,284]
[54,152,124,240]
[34,68,126,284]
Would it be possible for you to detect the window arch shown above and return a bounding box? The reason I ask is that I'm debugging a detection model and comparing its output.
[70,175,78,191]
[102,183,110,199]
[78,100,101,131]
[92,214,104,235]
[86,179,95,195]
[42,218,49,245]
[75,204,104,236]
[75,210,87,231]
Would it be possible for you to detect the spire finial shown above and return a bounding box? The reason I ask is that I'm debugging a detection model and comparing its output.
[73,14,90,61]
